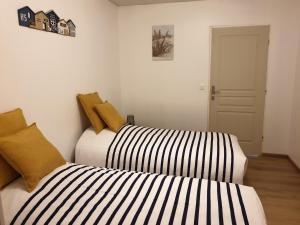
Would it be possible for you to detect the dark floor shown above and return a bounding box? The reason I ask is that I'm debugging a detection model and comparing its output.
[244,156,300,225]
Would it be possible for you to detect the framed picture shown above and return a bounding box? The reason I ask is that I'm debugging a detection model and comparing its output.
[152,25,174,61]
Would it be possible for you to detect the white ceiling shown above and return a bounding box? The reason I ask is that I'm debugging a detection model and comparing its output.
[109,0,202,6]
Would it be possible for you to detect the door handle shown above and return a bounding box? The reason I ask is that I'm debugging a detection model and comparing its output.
[211,86,220,100]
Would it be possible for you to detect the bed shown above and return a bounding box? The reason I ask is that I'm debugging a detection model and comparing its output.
[0,163,266,225]
[76,125,247,184]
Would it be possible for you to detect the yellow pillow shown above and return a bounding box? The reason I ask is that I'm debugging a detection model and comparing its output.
[0,108,27,189]
[77,92,106,134]
[0,124,66,192]
[95,102,126,133]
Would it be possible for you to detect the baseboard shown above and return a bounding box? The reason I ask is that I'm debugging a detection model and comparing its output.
[246,154,260,158]
[288,157,300,172]
[248,153,290,159]
[262,153,289,159]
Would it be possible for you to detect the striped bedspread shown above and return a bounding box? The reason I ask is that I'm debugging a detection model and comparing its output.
[106,125,247,184]
[11,164,266,225]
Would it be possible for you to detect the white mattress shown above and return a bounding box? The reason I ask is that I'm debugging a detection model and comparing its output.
[76,127,247,184]
[0,164,266,225]
[75,128,116,167]
[0,179,27,225]
[0,165,68,225]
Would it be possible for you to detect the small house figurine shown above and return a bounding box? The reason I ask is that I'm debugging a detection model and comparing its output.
[67,20,76,37]
[58,19,70,36]
[46,10,60,33]
[18,6,35,27]
[30,11,50,31]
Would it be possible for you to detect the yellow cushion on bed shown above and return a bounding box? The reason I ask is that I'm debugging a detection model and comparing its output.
[78,92,106,134]
[0,108,27,189]
[95,102,126,133]
[0,124,66,192]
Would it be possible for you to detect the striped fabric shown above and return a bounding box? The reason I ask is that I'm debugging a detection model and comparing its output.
[11,164,265,225]
[106,125,246,183]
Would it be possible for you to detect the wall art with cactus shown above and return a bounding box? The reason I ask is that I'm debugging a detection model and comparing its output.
[152,25,174,60]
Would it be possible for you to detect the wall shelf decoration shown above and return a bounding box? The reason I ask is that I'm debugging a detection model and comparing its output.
[17,6,76,37]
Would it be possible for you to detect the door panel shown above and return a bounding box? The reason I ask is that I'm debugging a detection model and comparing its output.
[209,26,269,156]
[218,97,256,107]
[216,112,255,141]
[219,36,258,90]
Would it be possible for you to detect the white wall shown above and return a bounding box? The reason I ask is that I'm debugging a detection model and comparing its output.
[289,31,300,168]
[0,0,120,161]
[118,0,300,155]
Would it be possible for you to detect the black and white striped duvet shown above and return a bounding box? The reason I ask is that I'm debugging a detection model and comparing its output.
[106,125,247,184]
[10,164,265,225]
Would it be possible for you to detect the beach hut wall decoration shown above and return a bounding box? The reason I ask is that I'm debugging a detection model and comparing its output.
[58,19,70,36]
[17,6,76,37]
[18,7,35,27]
[46,10,60,33]
[67,20,76,37]
[30,11,50,31]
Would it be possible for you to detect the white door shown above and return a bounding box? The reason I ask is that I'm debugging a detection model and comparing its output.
[209,26,269,156]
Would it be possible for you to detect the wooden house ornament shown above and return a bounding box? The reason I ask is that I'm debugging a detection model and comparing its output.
[18,6,76,37]
[67,20,76,37]
[18,6,35,27]
[58,19,69,36]
[46,10,60,33]
[30,11,50,31]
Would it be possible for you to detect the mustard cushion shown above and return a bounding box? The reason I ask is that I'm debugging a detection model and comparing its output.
[0,108,27,189]
[78,92,106,134]
[95,102,126,133]
[0,124,66,192]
